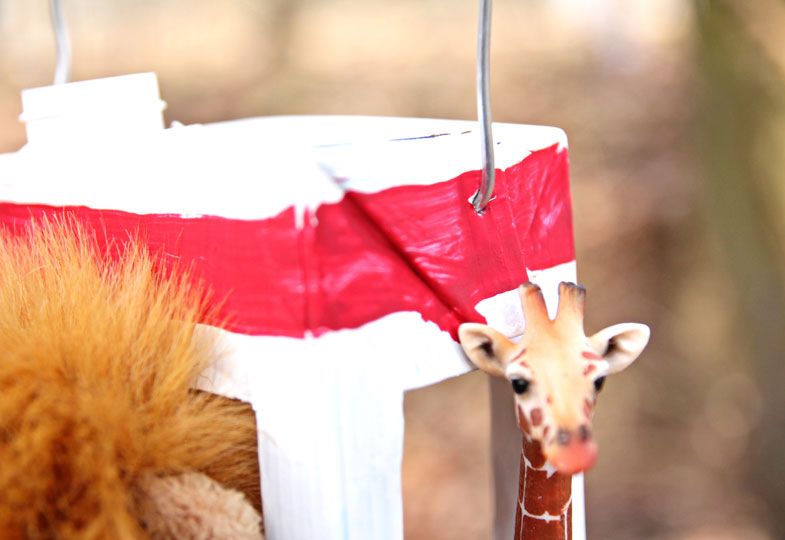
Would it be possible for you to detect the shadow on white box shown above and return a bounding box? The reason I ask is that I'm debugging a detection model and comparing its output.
[0,73,583,540]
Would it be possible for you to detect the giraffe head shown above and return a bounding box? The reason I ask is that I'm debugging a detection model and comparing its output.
[459,282,649,475]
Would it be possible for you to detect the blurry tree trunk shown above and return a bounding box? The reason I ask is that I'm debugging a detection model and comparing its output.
[267,0,302,73]
[696,1,785,535]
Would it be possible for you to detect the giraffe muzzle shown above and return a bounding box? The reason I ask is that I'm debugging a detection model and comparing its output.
[547,435,598,475]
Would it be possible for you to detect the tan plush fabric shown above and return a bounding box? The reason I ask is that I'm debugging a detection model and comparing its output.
[137,473,263,540]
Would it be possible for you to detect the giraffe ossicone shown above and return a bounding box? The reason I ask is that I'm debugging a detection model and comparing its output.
[459,282,649,540]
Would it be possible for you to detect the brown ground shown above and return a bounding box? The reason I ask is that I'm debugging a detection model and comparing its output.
[0,1,772,538]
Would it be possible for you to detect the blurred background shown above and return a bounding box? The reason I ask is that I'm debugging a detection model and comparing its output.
[1,1,783,538]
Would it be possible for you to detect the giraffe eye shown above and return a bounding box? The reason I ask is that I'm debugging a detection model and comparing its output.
[594,376,606,392]
[511,378,530,394]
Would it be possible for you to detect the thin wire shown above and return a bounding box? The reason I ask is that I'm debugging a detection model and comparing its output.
[472,0,494,213]
[50,0,71,84]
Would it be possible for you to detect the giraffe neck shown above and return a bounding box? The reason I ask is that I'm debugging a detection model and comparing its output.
[514,436,572,540]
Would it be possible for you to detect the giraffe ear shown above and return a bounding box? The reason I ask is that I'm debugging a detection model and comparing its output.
[458,323,517,378]
[587,323,650,374]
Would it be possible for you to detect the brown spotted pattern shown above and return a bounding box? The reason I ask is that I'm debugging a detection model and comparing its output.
[530,408,543,427]
[515,438,572,540]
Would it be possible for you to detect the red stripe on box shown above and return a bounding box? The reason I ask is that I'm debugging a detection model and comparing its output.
[0,144,572,338]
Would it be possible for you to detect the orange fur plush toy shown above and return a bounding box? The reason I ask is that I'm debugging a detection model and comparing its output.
[0,220,263,540]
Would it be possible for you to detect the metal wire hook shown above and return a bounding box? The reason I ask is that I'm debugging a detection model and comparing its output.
[50,0,71,84]
[471,0,494,213]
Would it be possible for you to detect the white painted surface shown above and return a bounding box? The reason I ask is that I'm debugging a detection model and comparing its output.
[2,75,567,223]
[0,115,564,221]
[0,113,566,221]
[19,73,166,145]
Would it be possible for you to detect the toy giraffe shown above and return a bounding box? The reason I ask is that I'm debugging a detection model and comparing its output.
[459,282,649,540]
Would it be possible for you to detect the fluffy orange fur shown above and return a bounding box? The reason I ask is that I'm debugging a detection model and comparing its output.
[0,218,260,539]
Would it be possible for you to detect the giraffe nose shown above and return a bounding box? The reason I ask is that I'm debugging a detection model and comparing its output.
[557,429,571,445]
[549,425,597,474]
[556,425,591,446]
